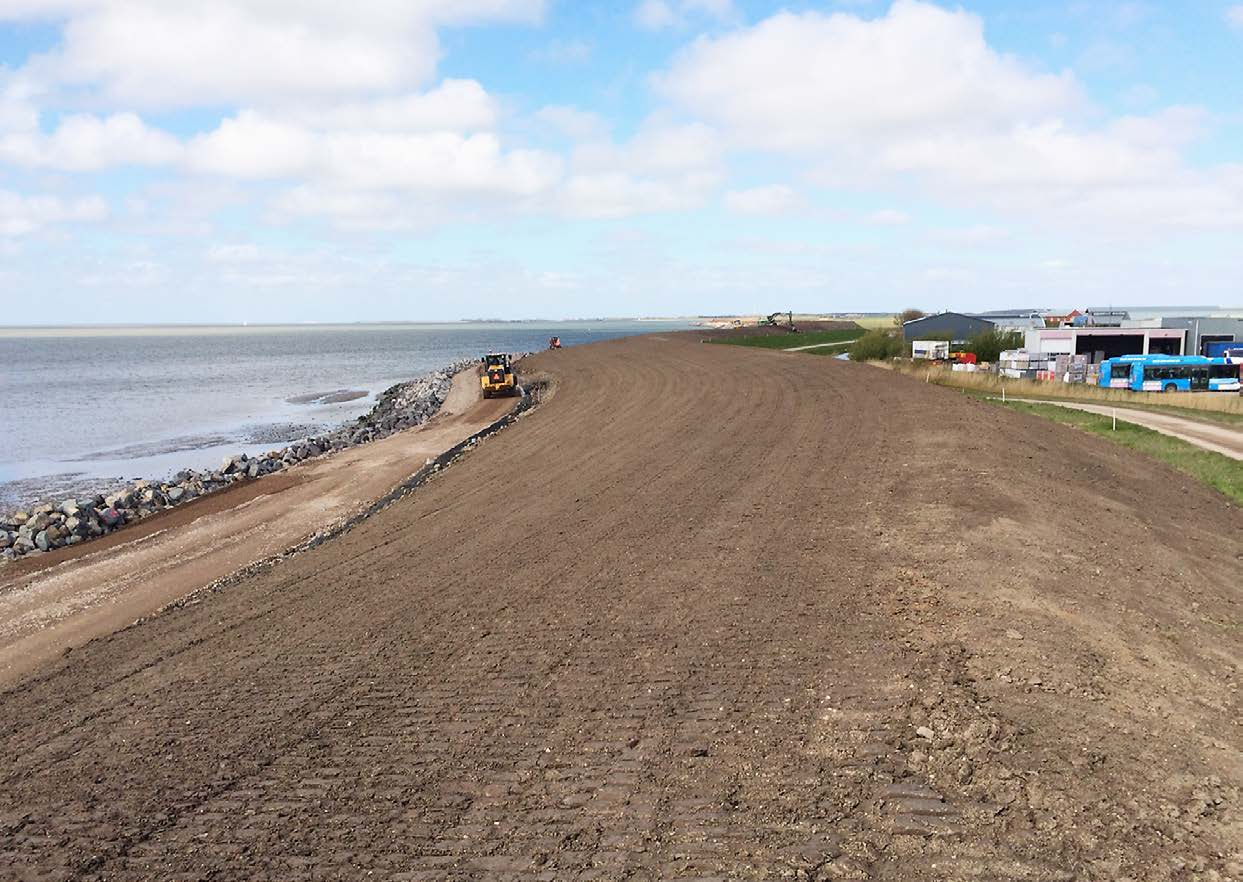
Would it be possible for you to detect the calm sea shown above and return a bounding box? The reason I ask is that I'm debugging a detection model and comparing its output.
[0,321,691,510]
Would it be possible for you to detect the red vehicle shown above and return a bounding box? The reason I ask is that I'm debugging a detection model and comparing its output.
[950,351,977,365]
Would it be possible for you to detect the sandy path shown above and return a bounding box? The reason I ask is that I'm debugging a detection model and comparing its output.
[0,337,1239,880]
[783,340,853,352]
[1009,397,1243,460]
[0,368,515,684]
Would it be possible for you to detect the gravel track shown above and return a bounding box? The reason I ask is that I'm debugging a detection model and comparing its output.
[1008,397,1243,460]
[0,334,1240,880]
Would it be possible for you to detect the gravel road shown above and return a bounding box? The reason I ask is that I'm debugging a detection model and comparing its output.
[1009,397,1243,460]
[0,334,1239,880]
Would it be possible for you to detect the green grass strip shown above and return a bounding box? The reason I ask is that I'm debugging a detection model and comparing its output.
[954,386,1243,429]
[1000,400,1243,506]
[709,328,864,350]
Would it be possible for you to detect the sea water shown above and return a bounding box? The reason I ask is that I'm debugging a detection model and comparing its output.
[0,320,691,509]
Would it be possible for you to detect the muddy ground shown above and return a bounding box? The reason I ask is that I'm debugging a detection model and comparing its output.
[0,334,1239,880]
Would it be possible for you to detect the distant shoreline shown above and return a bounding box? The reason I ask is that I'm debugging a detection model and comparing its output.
[0,319,701,338]
[0,317,700,331]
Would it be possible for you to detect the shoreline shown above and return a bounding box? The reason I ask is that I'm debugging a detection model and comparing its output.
[1,359,476,564]
[0,364,525,683]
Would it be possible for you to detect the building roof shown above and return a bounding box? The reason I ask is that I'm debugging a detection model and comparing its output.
[902,311,993,326]
[1085,308,1131,318]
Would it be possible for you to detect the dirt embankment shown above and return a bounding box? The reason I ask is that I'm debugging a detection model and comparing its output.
[0,334,1239,880]
[0,368,517,685]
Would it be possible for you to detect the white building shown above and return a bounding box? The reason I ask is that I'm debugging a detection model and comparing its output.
[1023,327,1186,362]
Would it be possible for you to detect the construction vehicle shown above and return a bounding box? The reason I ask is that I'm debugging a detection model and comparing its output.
[758,311,798,332]
[480,353,519,399]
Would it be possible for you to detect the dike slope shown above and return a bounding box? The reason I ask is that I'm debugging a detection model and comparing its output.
[0,333,1240,880]
[0,367,516,684]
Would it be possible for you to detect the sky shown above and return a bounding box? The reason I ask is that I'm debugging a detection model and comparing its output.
[0,0,1241,323]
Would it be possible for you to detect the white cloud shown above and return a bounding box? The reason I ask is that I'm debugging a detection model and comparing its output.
[1228,5,1243,30]
[724,185,800,215]
[657,1,1080,153]
[7,1,545,109]
[655,1,1243,230]
[683,0,736,19]
[535,105,609,141]
[187,112,316,179]
[281,80,498,133]
[270,186,411,230]
[564,172,708,219]
[189,110,563,200]
[573,121,720,177]
[319,132,561,196]
[0,112,181,170]
[634,0,735,30]
[0,75,39,132]
[931,225,1009,245]
[206,243,261,263]
[867,209,910,225]
[923,266,974,283]
[635,0,678,29]
[0,189,107,236]
[563,121,722,218]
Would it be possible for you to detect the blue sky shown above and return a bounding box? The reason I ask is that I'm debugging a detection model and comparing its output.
[1,0,1241,323]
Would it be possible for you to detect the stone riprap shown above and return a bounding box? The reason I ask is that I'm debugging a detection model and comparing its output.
[1,361,479,564]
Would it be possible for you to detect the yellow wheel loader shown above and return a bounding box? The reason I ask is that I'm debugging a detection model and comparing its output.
[481,353,519,399]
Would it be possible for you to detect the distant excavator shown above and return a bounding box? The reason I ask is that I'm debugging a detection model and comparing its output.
[758,311,798,332]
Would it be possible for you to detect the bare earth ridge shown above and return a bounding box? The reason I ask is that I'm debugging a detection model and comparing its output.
[0,334,1240,880]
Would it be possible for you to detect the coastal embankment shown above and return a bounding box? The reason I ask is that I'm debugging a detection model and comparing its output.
[0,334,1239,878]
[0,363,522,682]
[0,320,694,511]
[0,361,475,564]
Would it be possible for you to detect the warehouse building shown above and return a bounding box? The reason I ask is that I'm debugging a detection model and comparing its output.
[970,310,1047,332]
[1023,327,1186,362]
[1157,317,1243,356]
[1083,308,1131,327]
[901,312,995,343]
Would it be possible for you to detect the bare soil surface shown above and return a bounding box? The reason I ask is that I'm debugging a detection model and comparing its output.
[1011,397,1243,460]
[694,320,860,341]
[0,335,1240,881]
[0,368,515,685]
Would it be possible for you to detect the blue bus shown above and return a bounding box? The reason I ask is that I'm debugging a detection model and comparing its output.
[1099,355,1241,393]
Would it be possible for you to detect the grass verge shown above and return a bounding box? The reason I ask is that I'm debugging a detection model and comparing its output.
[886,360,1243,423]
[710,328,865,350]
[999,400,1243,505]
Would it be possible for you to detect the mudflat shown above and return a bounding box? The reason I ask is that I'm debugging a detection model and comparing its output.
[0,334,1239,880]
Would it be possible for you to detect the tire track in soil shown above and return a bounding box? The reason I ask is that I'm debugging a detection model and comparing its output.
[1,334,1240,881]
